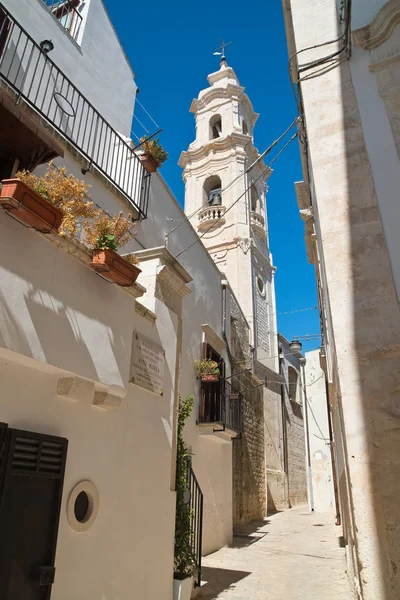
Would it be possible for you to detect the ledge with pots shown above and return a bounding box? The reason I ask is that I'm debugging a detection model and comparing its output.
[0,178,147,303]
[197,205,226,232]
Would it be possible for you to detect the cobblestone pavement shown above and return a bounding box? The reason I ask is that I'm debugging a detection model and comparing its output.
[199,506,354,600]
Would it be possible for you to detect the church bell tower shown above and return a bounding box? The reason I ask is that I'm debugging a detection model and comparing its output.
[179,56,278,368]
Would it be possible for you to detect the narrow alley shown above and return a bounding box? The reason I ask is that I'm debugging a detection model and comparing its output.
[199,507,353,600]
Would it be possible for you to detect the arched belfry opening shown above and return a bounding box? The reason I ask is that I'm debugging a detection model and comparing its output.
[251,184,258,212]
[204,175,222,206]
[210,114,222,140]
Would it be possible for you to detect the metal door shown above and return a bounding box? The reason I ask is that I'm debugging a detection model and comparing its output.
[0,424,68,600]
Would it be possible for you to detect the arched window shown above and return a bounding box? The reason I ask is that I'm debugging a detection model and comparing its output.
[242,120,249,135]
[204,175,222,206]
[288,367,299,403]
[251,185,258,212]
[210,114,222,140]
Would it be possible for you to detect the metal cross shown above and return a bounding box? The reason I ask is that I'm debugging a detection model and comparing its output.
[213,39,232,60]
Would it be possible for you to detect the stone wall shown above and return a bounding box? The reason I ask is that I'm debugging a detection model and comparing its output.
[230,292,267,526]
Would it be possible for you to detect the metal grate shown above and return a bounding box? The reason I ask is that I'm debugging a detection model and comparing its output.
[0,3,150,219]
[187,465,203,588]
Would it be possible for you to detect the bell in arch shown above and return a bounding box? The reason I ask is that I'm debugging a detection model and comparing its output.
[209,188,222,206]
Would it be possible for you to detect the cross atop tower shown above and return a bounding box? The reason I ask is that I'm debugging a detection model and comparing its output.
[213,39,232,64]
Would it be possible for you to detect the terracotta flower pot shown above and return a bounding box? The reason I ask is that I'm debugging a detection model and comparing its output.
[0,179,63,233]
[139,153,158,173]
[90,248,141,287]
[201,373,220,383]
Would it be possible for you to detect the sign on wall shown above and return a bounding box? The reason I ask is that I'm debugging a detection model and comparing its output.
[130,333,165,396]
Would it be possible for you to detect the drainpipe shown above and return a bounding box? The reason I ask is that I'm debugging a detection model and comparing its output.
[300,359,315,512]
[278,349,288,475]
[323,373,341,526]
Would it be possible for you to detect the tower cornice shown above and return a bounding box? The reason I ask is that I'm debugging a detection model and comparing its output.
[190,85,259,125]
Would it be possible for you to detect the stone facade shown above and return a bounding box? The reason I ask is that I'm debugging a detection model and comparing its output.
[282,0,400,597]
[230,291,266,526]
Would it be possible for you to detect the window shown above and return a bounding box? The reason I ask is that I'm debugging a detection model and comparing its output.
[67,480,99,532]
[288,367,299,403]
[199,344,225,424]
[256,275,265,297]
[204,175,222,206]
[251,184,258,212]
[44,0,83,41]
[210,114,222,140]
[242,120,249,135]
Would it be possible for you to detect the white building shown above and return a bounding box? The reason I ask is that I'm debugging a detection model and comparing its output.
[282,0,400,597]
[0,1,244,597]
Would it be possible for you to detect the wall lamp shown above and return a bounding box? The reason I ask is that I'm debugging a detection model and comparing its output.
[40,39,54,54]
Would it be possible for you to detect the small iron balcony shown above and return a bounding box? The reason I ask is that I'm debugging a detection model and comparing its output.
[198,377,242,437]
[0,4,150,218]
[40,1,83,41]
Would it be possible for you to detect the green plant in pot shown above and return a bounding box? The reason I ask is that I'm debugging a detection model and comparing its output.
[195,359,220,383]
[173,395,196,599]
[139,136,168,173]
[84,210,141,287]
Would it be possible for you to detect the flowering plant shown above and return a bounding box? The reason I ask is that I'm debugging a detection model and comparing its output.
[16,164,96,237]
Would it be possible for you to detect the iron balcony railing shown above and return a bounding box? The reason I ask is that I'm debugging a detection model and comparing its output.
[0,4,150,218]
[187,464,203,588]
[41,0,83,41]
[199,377,243,435]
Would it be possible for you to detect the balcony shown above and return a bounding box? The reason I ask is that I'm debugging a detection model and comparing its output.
[0,4,150,218]
[198,378,242,439]
[250,211,266,238]
[40,1,83,41]
[197,205,226,232]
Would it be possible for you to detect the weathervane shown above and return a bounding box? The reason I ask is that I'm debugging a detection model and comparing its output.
[213,39,232,62]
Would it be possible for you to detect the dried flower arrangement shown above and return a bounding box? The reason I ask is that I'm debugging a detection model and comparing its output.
[82,210,134,252]
[15,164,96,237]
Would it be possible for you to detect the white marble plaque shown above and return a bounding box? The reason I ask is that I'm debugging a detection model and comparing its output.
[131,333,165,396]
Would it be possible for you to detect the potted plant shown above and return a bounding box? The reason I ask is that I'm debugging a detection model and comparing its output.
[83,210,141,287]
[174,394,196,600]
[139,136,168,173]
[195,359,220,383]
[0,165,94,234]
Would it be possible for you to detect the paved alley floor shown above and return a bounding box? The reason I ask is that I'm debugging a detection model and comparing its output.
[199,506,353,600]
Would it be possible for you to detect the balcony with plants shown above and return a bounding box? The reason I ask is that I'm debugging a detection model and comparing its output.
[0,3,150,219]
[195,359,242,437]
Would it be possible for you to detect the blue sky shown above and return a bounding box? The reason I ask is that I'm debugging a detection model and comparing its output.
[104,0,321,353]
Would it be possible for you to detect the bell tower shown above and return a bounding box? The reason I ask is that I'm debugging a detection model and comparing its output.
[179,57,278,369]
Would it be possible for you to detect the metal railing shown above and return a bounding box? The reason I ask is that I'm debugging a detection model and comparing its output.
[41,0,83,41]
[199,377,242,435]
[0,4,150,218]
[187,465,203,588]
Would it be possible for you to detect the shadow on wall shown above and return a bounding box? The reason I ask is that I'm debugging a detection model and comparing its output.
[310,17,400,597]
[199,566,251,600]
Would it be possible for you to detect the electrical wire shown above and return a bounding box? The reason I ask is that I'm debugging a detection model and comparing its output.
[166,116,299,243]
[174,131,299,260]
[135,98,159,129]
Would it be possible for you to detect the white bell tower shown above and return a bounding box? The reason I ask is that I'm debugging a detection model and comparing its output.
[179,57,278,368]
